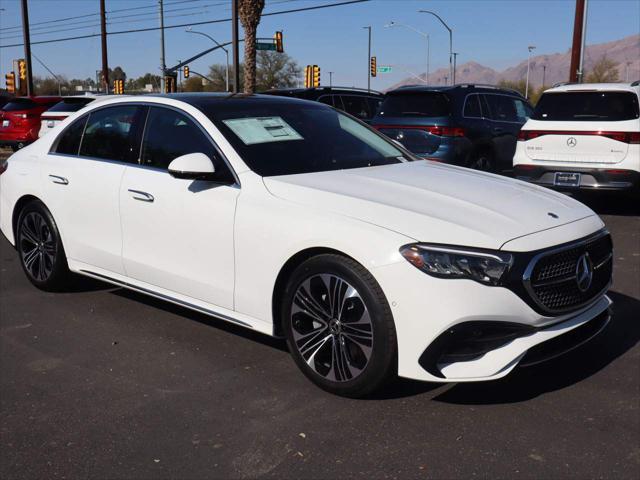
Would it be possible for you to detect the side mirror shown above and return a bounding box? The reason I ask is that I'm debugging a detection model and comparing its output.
[168,152,216,180]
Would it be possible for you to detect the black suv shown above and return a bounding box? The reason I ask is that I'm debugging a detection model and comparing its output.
[371,84,533,172]
[262,87,384,123]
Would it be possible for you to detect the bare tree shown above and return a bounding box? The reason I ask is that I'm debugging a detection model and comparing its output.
[586,56,620,83]
[239,0,265,94]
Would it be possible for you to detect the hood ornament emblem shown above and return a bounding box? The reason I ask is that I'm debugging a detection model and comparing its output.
[575,253,594,293]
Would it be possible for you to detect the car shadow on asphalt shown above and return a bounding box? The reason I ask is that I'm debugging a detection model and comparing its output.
[111,288,289,352]
[431,291,640,405]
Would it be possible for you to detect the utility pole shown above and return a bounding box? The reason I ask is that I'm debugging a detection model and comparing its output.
[363,26,371,92]
[21,0,34,96]
[99,0,109,94]
[542,65,546,88]
[329,71,333,87]
[159,0,167,93]
[569,0,586,82]
[232,0,240,93]
[577,0,588,83]
[626,62,632,82]
[452,52,458,84]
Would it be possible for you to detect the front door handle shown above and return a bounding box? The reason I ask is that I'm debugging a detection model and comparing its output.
[128,189,154,203]
[49,174,69,185]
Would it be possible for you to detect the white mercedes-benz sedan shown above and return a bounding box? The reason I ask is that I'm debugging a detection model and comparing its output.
[0,94,613,397]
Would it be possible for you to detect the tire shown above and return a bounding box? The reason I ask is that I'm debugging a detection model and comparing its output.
[468,149,495,172]
[281,254,397,397]
[16,200,71,291]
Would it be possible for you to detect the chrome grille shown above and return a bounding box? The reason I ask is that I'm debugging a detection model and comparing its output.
[524,231,613,313]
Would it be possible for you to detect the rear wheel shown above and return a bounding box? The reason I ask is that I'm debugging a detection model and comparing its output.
[282,254,397,397]
[469,149,495,172]
[16,201,71,291]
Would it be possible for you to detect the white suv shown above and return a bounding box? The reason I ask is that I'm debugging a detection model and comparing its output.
[513,82,640,193]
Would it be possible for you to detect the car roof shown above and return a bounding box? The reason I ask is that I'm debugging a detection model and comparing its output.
[143,92,329,109]
[546,82,640,94]
[387,84,524,97]
[263,87,383,97]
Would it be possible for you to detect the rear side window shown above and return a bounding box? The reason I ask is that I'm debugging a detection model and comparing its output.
[378,92,450,117]
[79,105,145,162]
[533,91,640,121]
[463,94,482,118]
[2,99,37,111]
[340,95,373,120]
[53,115,88,155]
[317,95,334,106]
[141,107,229,178]
[367,97,382,116]
[47,98,94,113]
[484,94,521,122]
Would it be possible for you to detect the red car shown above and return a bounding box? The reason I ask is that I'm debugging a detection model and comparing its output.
[0,96,61,151]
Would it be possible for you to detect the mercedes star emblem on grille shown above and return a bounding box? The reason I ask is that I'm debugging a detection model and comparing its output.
[567,137,577,147]
[575,252,594,293]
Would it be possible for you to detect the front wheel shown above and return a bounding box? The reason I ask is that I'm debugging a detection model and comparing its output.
[16,201,71,291]
[282,254,397,397]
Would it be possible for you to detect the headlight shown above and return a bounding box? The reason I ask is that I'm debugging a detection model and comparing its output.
[400,244,513,286]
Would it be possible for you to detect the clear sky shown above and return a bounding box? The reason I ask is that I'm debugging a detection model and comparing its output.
[1,0,639,90]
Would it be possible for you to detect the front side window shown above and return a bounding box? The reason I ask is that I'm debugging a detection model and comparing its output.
[463,94,482,118]
[207,102,409,177]
[53,115,88,155]
[484,94,519,122]
[533,91,639,121]
[340,95,372,120]
[79,105,144,162]
[140,107,227,175]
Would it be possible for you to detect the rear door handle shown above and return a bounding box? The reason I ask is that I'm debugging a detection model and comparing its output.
[128,189,154,203]
[49,174,69,185]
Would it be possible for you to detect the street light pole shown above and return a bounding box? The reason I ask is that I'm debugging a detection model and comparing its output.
[231,0,240,93]
[526,45,536,99]
[185,28,230,92]
[386,21,430,84]
[452,52,458,84]
[329,71,333,87]
[418,10,453,85]
[20,0,34,96]
[363,26,371,92]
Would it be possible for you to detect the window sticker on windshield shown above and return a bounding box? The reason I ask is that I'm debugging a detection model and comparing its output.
[222,116,303,145]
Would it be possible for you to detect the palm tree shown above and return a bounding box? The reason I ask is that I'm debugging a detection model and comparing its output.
[239,0,265,94]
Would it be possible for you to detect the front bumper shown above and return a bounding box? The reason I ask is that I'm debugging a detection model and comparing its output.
[513,165,640,192]
[372,231,612,383]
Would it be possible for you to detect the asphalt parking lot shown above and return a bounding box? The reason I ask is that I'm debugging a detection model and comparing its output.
[0,147,638,478]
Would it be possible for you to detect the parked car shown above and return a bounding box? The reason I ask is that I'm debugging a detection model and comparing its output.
[0,96,61,150]
[372,84,533,172]
[0,94,612,397]
[513,81,640,193]
[262,87,383,123]
[38,94,108,138]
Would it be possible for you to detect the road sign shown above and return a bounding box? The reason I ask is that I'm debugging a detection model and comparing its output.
[377,66,393,73]
[256,42,276,51]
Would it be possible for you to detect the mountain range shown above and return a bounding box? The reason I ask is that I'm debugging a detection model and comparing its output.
[389,34,640,90]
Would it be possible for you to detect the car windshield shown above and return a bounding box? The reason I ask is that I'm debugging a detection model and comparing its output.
[533,91,640,121]
[47,97,94,113]
[205,101,409,177]
[2,98,37,111]
[377,92,451,117]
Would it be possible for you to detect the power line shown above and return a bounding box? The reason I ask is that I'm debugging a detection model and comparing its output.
[0,0,209,32]
[0,0,369,49]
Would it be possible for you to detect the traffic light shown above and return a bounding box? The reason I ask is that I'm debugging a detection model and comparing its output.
[370,56,377,77]
[304,65,311,88]
[5,72,16,94]
[18,59,27,80]
[183,65,190,79]
[113,79,124,94]
[312,65,320,87]
[274,31,284,53]
[165,75,177,93]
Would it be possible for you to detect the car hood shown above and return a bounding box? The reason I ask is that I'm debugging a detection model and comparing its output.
[263,161,597,250]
